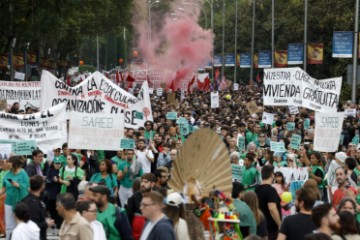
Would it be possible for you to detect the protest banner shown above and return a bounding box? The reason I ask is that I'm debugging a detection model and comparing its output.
[0,144,11,160]
[166,112,178,120]
[286,122,295,131]
[263,68,302,106]
[270,141,286,152]
[261,112,275,125]
[40,70,137,114]
[314,112,344,152]
[0,139,37,155]
[120,138,135,149]
[274,166,309,185]
[68,110,125,150]
[41,71,152,130]
[246,101,259,115]
[344,109,356,117]
[156,88,163,96]
[211,92,219,108]
[263,68,342,112]
[237,136,245,152]
[288,105,299,115]
[0,103,67,151]
[14,72,26,81]
[231,164,243,182]
[290,134,302,150]
[148,88,154,95]
[0,80,41,111]
[167,93,176,104]
[124,81,153,129]
[233,83,239,91]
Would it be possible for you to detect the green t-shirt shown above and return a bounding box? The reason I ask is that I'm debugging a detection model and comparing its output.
[242,166,260,191]
[144,130,155,140]
[96,151,105,161]
[118,161,143,189]
[246,131,258,145]
[59,166,85,193]
[3,169,29,208]
[97,203,123,240]
[233,199,256,234]
[0,170,9,190]
[111,156,125,171]
[58,155,67,165]
[90,173,118,197]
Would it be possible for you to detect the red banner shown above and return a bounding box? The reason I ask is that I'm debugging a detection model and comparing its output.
[307,43,324,64]
[274,50,288,67]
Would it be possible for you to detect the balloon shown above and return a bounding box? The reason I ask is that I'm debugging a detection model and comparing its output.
[79,60,84,66]
[281,191,292,204]
[118,58,123,64]
[225,94,231,100]
[133,50,138,57]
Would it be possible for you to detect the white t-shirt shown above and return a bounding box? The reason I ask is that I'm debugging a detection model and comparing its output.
[175,218,190,240]
[136,150,154,173]
[12,220,40,240]
[140,217,162,240]
[91,220,106,240]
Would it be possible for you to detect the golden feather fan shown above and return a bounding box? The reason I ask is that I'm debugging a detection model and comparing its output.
[168,128,232,197]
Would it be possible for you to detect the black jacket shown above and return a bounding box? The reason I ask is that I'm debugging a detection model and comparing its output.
[143,216,176,240]
[25,161,49,177]
[22,193,48,240]
[126,191,142,224]
[45,167,61,200]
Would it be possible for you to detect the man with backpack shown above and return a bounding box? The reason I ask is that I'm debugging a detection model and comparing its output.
[89,185,133,240]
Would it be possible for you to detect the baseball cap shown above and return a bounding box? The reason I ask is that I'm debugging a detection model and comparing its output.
[53,157,62,164]
[89,185,111,198]
[166,192,183,207]
[335,152,347,163]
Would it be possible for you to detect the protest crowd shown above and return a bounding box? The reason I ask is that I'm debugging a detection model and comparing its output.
[1,69,360,240]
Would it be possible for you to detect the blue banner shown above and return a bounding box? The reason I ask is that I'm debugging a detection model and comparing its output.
[287,43,304,64]
[258,50,272,68]
[240,53,251,68]
[214,55,222,67]
[225,53,235,66]
[333,31,353,58]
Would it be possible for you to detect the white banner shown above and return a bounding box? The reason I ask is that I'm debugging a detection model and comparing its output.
[344,108,356,117]
[0,144,11,160]
[288,105,299,115]
[314,112,344,152]
[40,70,138,117]
[125,81,153,129]
[156,88,163,96]
[274,166,309,184]
[68,111,125,150]
[263,68,342,112]
[301,75,342,112]
[263,68,302,107]
[0,81,41,111]
[0,103,68,151]
[211,92,219,108]
[261,112,275,125]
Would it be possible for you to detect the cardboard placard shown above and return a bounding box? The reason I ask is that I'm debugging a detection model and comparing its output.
[246,101,259,115]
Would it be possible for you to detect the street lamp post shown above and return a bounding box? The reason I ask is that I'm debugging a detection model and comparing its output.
[234,0,238,84]
[204,0,214,81]
[221,0,225,79]
[148,0,160,60]
[250,0,256,82]
[352,0,359,103]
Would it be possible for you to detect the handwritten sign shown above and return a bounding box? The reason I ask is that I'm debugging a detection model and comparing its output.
[262,112,275,125]
[120,138,135,150]
[237,137,245,151]
[270,141,286,152]
[231,164,243,182]
[290,134,302,150]
[166,112,178,120]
